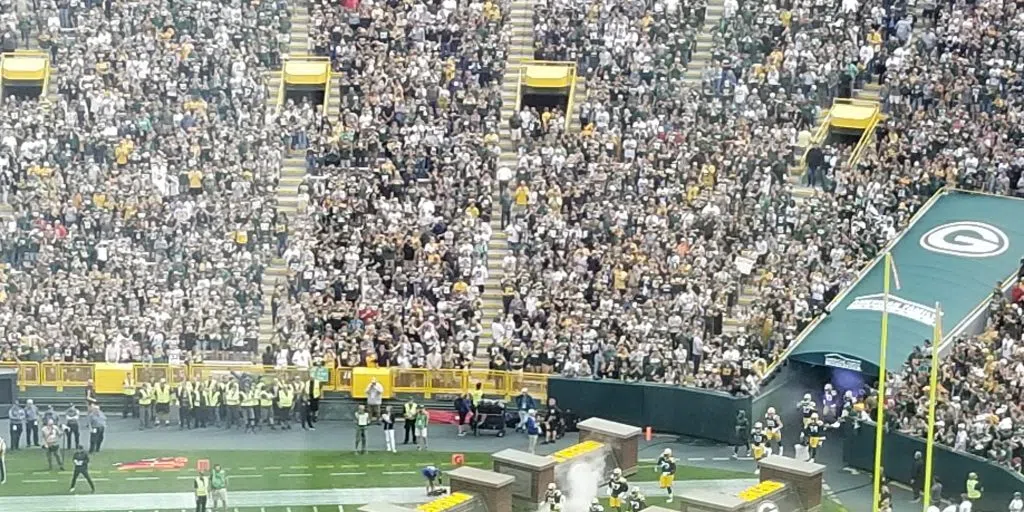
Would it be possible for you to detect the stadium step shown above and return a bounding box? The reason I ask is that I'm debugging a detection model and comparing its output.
[258,6,317,349]
[476,0,536,369]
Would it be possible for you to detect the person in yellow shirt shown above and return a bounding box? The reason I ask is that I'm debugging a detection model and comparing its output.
[613,267,628,292]
[514,182,529,210]
[188,170,203,195]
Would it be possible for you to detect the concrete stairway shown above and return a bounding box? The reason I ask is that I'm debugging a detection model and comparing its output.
[676,0,765,334]
[474,0,534,368]
[256,6,336,351]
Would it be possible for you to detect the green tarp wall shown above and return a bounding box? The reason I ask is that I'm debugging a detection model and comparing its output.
[547,378,750,444]
[843,422,1024,510]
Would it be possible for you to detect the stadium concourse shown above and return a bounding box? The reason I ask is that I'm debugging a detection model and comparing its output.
[0,415,896,512]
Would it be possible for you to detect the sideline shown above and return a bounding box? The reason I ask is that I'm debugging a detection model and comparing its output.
[0,480,758,511]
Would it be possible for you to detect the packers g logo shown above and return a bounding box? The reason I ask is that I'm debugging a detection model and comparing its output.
[756,501,780,512]
[919,221,1009,258]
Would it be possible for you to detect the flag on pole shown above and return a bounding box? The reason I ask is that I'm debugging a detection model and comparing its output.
[888,252,901,291]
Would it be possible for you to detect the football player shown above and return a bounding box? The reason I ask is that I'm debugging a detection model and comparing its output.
[607,468,629,512]
[656,448,676,502]
[804,413,825,462]
[764,407,784,456]
[545,482,563,511]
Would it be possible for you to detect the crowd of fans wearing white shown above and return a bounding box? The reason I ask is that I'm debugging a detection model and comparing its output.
[3,0,1024,474]
[265,0,509,370]
[0,0,295,363]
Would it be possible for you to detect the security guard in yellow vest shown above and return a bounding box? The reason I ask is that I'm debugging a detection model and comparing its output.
[259,383,274,430]
[241,387,257,433]
[277,385,294,429]
[122,374,137,419]
[154,379,172,426]
[138,383,154,429]
[224,382,241,429]
[191,380,204,428]
[403,399,418,444]
[176,382,191,430]
[204,379,220,428]
[307,377,322,423]
[966,472,983,501]
[292,377,305,423]
[194,470,209,512]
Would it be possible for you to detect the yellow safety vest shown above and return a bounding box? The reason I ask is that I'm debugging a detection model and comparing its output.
[279,389,293,408]
[138,389,152,405]
[404,402,417,419]
[241,391,256,407]
[310,380,322,399]
[225,389,240,406]
[155,385,171,404]
[471,389,483,406]
[259,391,273,407]
[195,476,208,497]
[966,479,981,499]
[123,378,136,396]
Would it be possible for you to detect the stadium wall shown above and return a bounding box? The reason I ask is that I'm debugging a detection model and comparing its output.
[843,422,1024,510]
[546,378,749,444]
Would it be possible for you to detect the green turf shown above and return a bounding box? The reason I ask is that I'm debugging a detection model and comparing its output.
[1,449,751,497]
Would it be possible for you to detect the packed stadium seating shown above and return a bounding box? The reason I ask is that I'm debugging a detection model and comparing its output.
[1,0,1023,469]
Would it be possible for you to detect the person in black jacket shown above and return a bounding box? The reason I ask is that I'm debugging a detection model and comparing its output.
[911,451,925,502]
[69,445,95,493]
[806,145,825,188]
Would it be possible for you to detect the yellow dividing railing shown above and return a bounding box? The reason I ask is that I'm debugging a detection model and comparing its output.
[0,362,549,401]
[797,108,832,175]
[846,107,882,169]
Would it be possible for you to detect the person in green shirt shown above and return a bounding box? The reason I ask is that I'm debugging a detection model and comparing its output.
[415,407,429,452]
[210,464,228,512]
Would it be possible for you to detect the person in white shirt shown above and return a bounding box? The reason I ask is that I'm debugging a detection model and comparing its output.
[1009,491,1023,512]
[958,495,972,512]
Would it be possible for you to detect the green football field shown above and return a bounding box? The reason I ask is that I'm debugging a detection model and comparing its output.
[0,448,753,496]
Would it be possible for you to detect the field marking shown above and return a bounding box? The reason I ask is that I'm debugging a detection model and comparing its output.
[366,464,385,468]
[382,471,417,475]
[315,465,335,469]
[339,464,359,468]
[330,472,367,476]
[23,479,58,483]
[280,473,313,477]
[687,457,706,461]
[239,467,257,471]
[712,457,731,461]
[92,477,111,481]
[264,466,283,470]
[231,474,263,479]
[177,476,195,480]
[390,463,409,467]
[289,465,309,469]
[127,476,160,481]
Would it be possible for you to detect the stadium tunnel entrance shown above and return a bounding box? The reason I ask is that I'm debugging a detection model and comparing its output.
[516,61,577,126]
[277,57,331,110]
[0,51,51,100]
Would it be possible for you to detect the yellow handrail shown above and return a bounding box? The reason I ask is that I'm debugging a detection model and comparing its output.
[0,362,550,401]
[798,109,832,174]
[847,112,881,168]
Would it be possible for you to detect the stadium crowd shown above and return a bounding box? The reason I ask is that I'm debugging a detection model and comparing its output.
[265,0,510,370]
[0,0,1024,475]
[887,278,1024,469]
[0,0,293,363]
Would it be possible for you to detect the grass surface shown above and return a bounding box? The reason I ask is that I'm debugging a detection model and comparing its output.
[1,448,752,497]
